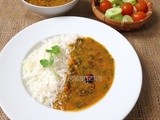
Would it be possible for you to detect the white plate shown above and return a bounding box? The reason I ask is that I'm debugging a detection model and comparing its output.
[0,17,142,120]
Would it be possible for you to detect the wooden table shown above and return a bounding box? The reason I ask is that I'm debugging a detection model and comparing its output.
[0,0,160,119]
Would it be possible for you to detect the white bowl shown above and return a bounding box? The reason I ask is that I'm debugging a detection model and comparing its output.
[21,0,79,17]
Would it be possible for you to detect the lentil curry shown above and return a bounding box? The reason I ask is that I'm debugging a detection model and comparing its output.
[53,37,115,111]
[26,0,72,7]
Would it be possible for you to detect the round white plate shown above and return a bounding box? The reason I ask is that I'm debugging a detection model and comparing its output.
[0,17,142,120]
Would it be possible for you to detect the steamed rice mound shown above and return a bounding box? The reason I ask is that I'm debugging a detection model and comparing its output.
[22,34,79,107]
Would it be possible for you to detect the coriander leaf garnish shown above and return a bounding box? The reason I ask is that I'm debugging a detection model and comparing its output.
[45,45,60,55]
[46,49,52,53]
[40,45,61,79]
[40,59,50,67]
[49,56,54,65]
[51,45,60,54]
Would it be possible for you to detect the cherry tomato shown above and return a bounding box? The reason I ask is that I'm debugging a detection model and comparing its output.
[132,11,146,22]
[135,0,148,13]
[121,2,134,15]
[99,0,112,13]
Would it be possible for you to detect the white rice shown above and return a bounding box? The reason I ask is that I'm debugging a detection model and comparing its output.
[22,34,79,107]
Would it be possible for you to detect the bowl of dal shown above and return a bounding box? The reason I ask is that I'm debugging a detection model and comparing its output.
[21,0,79,17]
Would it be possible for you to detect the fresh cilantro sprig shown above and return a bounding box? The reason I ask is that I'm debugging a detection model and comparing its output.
[40,45,61,79]
[40,59,51,68]
[40,45,60,67]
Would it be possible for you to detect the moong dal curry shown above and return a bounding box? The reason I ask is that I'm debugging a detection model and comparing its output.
[22,35,114,111]
[25,0,72,7]
[53,37,115,111]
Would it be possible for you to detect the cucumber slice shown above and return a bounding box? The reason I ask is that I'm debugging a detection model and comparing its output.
[113,3,121,8]
[112,14,123,21]
[109,0,123,5]
[113,3,117,7]
[122,15,133,22]
[105,8,122,18]
[115,5,121,8]
[122,0,137,5]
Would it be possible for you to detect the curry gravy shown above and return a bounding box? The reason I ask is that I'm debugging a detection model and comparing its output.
[26,0,72,7]
[53,37,115,111]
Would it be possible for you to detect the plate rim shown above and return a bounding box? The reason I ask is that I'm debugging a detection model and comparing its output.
[0,16,142,120]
